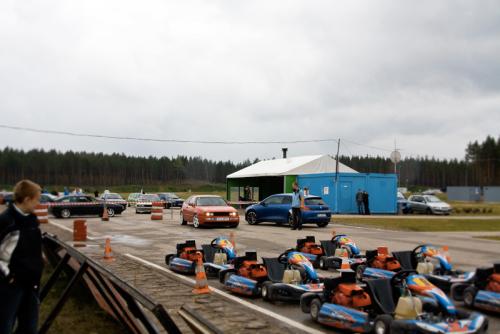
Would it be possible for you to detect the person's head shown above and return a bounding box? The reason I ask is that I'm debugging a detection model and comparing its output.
[292,181,299,191]
[13,179,41,213]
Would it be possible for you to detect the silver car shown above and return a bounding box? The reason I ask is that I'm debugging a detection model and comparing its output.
[135,194,162,214]
[407,195,452,215]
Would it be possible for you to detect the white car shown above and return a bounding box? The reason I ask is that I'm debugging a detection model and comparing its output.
[135,194,162,214]
[407,195,452,215]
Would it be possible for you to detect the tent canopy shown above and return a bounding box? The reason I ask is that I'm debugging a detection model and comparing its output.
[227,155,358,179]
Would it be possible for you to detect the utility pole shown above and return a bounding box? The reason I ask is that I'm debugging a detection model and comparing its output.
[335,138,340,214]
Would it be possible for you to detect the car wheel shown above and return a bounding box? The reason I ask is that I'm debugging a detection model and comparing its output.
[107,208,115,217]
[180,212,187,225]
[61,209,71,219]
[463,286,477,307]
[310,298,322,322]
[317,221,329,228]
[373,315,392,334]
[426,208,432,215]
[288,214,294,227]
[246,211,258,225]
[193,215,200,228]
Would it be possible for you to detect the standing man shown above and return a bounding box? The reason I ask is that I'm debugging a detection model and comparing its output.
[0,180,43,334]
[356,189,364,215]
[291,182,304,231]
[363,190,370,215]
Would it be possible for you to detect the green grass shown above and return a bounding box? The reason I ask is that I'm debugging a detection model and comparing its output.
[333,218,500,232]
[39,264,124,333]
[474,235,500,241]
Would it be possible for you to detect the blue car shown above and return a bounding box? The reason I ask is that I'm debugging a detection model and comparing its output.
[245,194,331,228]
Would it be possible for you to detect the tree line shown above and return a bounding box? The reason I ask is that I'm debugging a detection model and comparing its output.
[0,135,498,188]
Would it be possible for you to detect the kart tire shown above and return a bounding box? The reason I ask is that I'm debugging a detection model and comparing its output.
[219,269,236,284]
[180,212,187,225]
[310,298,322,322]
[373,314,392,334]
[261,282,274,301]
[319,256,328,270]
[246,211,258,225]
[356,264,366,281]
[165,254,174,266]
[463,286,477,307]
[223,272,234,284]
[450,283,469,302]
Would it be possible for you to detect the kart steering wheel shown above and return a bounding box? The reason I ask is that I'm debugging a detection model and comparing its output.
[412,244,433,261]
[390,269,417,286]
[210,238,221,248]
[278,249,294,264]
[330,234,347,243]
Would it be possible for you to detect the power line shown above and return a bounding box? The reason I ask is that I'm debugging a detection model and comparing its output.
[0,124,339,145]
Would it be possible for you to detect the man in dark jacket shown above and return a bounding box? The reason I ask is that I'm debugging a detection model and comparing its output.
[355,189,364,215]
[0,180,43,334]
[362,190,370,215]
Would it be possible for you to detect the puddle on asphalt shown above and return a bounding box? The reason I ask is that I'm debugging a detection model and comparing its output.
[92,234,152,247]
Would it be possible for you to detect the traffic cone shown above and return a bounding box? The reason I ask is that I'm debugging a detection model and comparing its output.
[442,245,451,263]
[229,231,236,254]
[192,251,210,294]
[102,205,109,222]
[103,238,114,261]
[340,257,352,271]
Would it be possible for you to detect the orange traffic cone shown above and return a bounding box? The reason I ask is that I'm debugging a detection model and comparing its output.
[102,205,109,222]
[192,251,210,294]
[103,238,114,261]
[340,257,352,271]
[229,231,236,254]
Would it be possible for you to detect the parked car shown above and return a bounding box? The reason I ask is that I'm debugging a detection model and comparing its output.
[127,193,141,207]
[135,194,162,214]
[245,194,331,227]
[407,194,452,215]
[397,192,410,214]
[158,193,184,208]
[99,193,127,210]
[40,193,57,203]
[180,195,239,228]
[1,192,13,205]
[49,195,125,218]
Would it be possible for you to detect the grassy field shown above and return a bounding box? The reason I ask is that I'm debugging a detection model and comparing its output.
[39,264,123,333]
[333,217,500,232]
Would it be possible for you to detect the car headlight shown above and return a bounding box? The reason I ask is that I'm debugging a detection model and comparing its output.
[230,212,238,217]
[205,212,214,217]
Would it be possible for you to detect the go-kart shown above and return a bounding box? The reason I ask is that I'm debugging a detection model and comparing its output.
[300,270,488,334]
[165,240,203,274]
[218,251,268,297]
[260,249,323,303]
[316,234,366,271]
[295,236,324,268]
[451,262,500,314]
[201,237,237,277]
[356,246,402,279]
[392,245,475,291]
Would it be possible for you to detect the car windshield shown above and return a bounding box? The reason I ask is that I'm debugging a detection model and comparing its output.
[139,195,160,201]
[105,194,122,199]
[424,195,442,203]
[196,197,227,206]
[305,197,325,205]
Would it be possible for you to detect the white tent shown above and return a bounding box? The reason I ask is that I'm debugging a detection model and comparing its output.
[227,155,357,179]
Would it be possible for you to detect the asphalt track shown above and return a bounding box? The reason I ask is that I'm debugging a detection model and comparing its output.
[38,206,500,333]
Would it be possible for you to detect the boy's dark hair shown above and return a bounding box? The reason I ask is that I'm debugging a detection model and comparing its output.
[13,180,41,204]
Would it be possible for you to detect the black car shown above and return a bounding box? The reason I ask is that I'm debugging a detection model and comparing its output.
[50,195,125,218]
[158,193,184,208]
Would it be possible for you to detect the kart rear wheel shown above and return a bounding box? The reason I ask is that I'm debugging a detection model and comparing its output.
[463,286,477,307]
[310,299,322,322]
[374,314,392,334]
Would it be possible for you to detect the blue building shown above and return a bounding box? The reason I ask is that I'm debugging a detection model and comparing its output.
[226,155,397,214]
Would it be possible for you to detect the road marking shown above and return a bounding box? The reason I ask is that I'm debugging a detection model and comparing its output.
[125,253,325,334]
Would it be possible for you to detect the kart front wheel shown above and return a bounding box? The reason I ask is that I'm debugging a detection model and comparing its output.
[165,254,174,266]
[450,283,469,302]
[373,314,392,334]
[356,265,366,281]
[310,299,322,322]
[261,282,274,301]
[319,256,328,270]
[463,286,477,307]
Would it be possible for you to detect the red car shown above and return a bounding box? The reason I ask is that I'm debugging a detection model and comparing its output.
[180,195,239,228]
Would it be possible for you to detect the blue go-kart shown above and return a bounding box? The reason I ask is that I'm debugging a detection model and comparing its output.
[260,249,323,303]
[317,234,367,271]
[300,270,488,334]
[165,239,203,274]
[201,236,237,277]
[218,251,268,297]
[451,262,500,314]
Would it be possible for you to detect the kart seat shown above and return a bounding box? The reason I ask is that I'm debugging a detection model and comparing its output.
[263,257,286,283]
[495,263,500,273]
[475,267,494,289]
[176,239,196,251]
[201,244,215,263]
[365,279,396,315]
[233,251,258,268]
[323,271,357,299]
[320,240,336,257]
[365,249,378,263]
[392,251,416,271]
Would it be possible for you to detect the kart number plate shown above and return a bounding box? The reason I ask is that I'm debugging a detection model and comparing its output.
[216,217,229,221]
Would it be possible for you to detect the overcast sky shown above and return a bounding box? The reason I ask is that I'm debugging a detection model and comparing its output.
[1,1,499,162]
